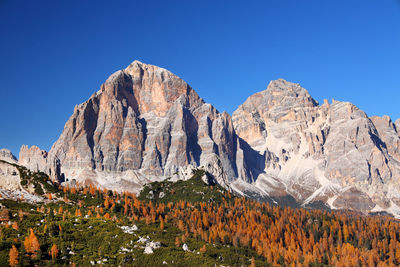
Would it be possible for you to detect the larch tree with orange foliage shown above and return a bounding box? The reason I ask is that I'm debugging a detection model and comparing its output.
[9,245,18,267]
[175,237,181,247]
[75,209,82,217]
[104,197,110,209]
[49,244,59,260]
[89,185,96,196]
[250,257,256,267]
[12,221,19,230]
[24,228,40,258]
[160,216,165,230]
[199,244,206,253]
[18,210,24,221]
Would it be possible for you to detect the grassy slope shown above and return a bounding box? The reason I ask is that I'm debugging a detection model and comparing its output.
[0,169,269,266]
[138,169,228,204]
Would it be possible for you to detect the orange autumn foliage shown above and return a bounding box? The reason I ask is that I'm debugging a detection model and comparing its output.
[175,237,181,247]
[9,245,18,267]
[35,183,400,266]
[49,244,59,260]
[160,216,165,230]
[24,228,40,258]
[200,244,207,253]
[12,221,19,230]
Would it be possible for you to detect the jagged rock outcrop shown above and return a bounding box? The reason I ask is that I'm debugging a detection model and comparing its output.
[370,116,400,163]
[20,61,245,192]
[19,145,48,172]
[395,119,400,134]
[0,150,19,191]
[0,154,56,203]
[0,149,45,202]
[17,61,400,217]
[0,149,17,164]
[18,145,62,184]
[0,161,20,191]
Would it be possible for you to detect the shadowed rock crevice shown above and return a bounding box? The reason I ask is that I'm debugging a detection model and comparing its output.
[137,117,147,169]
[238,137,265,183]
[83,98,100,164]
[184,109,201,166]
[369,131,388,152]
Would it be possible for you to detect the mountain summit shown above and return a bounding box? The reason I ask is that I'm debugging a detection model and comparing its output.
[18,60,400,217]
[19,61,246,192]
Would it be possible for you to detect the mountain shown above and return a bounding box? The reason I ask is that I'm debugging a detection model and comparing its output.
[19,61,249,192]
[17,60,400,217]
[231,79,400,214]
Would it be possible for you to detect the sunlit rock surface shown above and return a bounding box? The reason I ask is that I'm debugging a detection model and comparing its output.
[18,61,400,217]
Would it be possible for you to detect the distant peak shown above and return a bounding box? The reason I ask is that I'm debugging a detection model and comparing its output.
[235,78,319,114]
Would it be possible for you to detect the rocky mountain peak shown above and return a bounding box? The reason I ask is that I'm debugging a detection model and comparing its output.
[19,61,244,192]
[265,78,319,108]
[235,79,318,118]
[119,60,203,116]
[232,79,320,146]
[99,60,203,117]
[126,59,145,68]
[267,78,307,93]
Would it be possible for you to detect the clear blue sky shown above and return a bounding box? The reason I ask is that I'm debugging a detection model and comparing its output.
[1,0,399,156]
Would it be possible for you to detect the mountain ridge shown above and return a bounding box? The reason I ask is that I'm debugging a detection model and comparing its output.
[7,60,400,217]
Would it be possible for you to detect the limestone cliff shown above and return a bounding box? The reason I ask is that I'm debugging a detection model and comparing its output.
[20,61,243,191]
[0,149,17,164]
[232,79,400,215]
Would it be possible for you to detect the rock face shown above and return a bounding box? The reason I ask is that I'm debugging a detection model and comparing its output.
[0,149,17,164]
[0,161,19,190]
[18,61,400,217]
[19,61,244,191]
[0,149,19,190]
[0,150,44,203]
[19,145,48,172]
[231,79,400,215]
